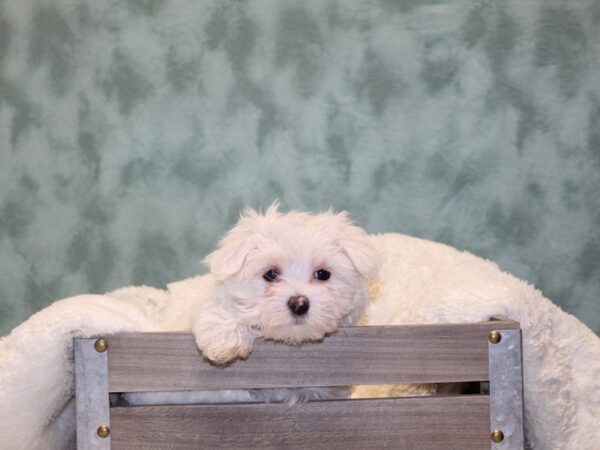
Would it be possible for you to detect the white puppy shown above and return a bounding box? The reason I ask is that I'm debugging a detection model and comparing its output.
[0,204,599,450]
[192,205,380,365]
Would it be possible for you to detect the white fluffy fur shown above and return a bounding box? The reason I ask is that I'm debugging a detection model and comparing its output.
[193,205,379,364]
[0,205,598,449]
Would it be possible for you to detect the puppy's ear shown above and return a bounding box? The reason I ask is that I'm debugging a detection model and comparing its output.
[333,211,381,278]
[203,208,261,280]
[203,237,255,280]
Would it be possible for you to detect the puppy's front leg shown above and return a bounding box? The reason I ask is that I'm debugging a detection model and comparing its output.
[192,300,259,365]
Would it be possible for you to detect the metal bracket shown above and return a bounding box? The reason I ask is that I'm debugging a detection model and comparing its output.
[489,329,525,449]
[74,338,111,450]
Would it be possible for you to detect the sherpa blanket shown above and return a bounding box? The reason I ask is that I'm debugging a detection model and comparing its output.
[0,233,599,449]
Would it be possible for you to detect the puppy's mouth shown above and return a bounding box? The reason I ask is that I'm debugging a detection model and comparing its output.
[292,315,307,325]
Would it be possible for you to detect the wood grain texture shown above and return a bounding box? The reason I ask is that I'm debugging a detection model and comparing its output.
[110,395,491,450]
[107,322,519,392]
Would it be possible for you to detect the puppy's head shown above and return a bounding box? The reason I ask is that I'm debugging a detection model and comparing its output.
[204,203,381,343]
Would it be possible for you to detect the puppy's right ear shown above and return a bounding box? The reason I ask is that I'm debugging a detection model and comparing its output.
[203,209,260,280]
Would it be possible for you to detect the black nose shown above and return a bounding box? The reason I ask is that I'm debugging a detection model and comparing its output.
[288,295,310,316]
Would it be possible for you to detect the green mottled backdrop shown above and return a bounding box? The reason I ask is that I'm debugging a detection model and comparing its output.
[1,0,599,336]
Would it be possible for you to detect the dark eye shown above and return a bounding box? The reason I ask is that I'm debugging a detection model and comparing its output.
[314,269,331,281]
[263,269,280,282]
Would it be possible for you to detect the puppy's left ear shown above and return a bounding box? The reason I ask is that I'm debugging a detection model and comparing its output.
[203,208,261,280]
[334,212,381,278]
[203,237,255,280]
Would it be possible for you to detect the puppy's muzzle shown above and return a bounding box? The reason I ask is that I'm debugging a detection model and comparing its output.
[287,295,310,316]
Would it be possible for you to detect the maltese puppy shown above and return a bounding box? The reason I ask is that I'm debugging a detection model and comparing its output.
[124,204,381,407]
[192,203,381,365]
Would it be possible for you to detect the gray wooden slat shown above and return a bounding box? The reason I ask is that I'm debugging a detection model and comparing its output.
[110,395,491,450]
[74,339,111,450]
[108,322,518,392]
[489,329,525,449]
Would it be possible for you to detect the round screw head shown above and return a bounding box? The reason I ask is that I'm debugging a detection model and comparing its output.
[489,330,502,344]
[97,424,110,438]
[491,429,504,443]
[94,338,108,353]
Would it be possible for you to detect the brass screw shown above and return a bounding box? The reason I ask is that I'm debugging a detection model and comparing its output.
[491,429,504,443]
[489,330,502,344]
[94,338,108,353]
[97,424,110,438]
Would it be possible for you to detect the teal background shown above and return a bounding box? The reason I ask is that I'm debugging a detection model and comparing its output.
[1,0,599,337]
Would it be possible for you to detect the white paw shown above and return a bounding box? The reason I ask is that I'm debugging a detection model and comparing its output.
[192,323,256,366]
[199,341,252,365]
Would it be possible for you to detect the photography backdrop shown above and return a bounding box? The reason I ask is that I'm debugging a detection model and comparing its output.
[1,0,599,336]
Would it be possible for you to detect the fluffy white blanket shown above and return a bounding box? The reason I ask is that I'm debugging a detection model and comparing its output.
[0,233,598,449]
